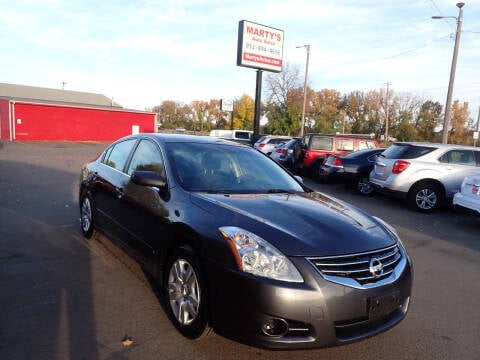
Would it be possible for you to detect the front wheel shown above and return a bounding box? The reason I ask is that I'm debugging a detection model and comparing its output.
[408,182,443,213]
[80,194,95,238]
[164,246,210,339]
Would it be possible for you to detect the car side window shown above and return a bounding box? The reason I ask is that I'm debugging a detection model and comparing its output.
[359,141,376,150]
[127,139,165,176]
[311,136,333,150]
[337,139,354,151]
[439,150,476,166]
[102,139,137,172]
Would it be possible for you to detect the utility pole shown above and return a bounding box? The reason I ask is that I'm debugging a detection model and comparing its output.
[432,2,465,144]
[475,106,480,147]
[385,82,390,143]
[297,45,310,137]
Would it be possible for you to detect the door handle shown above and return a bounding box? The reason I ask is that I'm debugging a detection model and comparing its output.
[116,187,124,199]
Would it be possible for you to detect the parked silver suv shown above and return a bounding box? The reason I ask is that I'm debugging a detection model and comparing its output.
[254,135,292,155]
[369,142,480,212]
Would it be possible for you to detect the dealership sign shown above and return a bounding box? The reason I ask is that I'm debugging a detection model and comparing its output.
[221,99,233,112]
[237,20,284,73]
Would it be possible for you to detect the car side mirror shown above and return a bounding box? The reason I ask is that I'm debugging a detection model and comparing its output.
[131,170,167,189]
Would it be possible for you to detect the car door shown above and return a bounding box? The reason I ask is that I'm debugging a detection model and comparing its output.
[118,138,169,269]
[93,138,138,238]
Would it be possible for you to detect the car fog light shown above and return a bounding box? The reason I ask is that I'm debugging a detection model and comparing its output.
[261,318,288,337]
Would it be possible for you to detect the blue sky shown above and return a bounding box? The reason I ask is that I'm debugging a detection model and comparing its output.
[1,0,479,121]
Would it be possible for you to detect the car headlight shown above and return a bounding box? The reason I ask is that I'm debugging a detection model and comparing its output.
[219,226,303,283]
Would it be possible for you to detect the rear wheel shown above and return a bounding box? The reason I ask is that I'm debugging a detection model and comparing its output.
[355,175,375,196]
[408,182,443,212]
[312,160,324,182]
[164,246,210,339]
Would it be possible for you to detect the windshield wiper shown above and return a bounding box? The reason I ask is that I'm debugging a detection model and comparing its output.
[266,188,296,194]
[202,189,235,194]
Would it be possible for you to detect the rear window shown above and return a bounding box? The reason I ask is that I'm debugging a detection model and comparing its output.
[380,144,436,159]
[235,131,251,140]
[269,138,289,144]
[310,136,333,151]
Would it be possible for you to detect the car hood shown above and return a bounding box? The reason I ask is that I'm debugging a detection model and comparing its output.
[190,191,396,256]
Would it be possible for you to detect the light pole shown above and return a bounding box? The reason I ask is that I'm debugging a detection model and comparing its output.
[296,44,310,137]
[432,2,465,144]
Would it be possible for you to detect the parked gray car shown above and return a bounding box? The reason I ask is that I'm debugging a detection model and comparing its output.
[369,142,480,212]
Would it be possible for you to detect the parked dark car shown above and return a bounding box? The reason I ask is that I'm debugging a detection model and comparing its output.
[79,134,412,350]
[297,133,380,181]
[269,137,301,169]
[320,148,386,196]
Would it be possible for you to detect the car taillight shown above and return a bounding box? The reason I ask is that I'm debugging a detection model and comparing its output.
[332,157,343,167]
[275,148,283,153]
[259,143,265,148]
[392,160,410,174]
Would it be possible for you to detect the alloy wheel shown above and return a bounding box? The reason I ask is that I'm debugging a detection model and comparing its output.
[81,197,93,235]
[357,177,374,195]
[168,259,201,326]
[415,188,437,210]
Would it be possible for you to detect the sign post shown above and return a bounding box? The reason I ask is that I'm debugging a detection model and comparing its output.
[237,20,284,142]
[221,99,234,130]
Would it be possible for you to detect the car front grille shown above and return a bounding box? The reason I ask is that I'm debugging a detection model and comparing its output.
[307,244,405,289]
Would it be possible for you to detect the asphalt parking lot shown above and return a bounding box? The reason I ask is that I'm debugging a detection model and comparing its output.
[1,141,479,360]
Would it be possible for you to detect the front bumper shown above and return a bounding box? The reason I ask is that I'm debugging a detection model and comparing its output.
[204,253,413,349]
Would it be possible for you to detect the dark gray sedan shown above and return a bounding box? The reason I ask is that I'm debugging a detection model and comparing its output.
[79,133,412,349]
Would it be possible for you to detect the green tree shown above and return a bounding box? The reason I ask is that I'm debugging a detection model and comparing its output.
[264,63,307,135]
[415,100,442,142]
[310,89,344,133]
[393,111,417,141]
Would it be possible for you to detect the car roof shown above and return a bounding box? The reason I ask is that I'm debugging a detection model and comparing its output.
[393,142,479,150]
[261,135,292,139]
[118,133,248,146]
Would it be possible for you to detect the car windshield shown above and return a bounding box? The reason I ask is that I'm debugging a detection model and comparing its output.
[166,142,305,194]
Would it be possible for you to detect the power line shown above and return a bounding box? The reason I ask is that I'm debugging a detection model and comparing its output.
[429,0,456,30]
[319,34,451,66]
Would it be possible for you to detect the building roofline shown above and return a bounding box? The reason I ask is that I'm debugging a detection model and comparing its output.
[1,97,154,115]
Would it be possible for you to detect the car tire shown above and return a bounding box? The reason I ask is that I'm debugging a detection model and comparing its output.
[164,245,210,339]
[80,194,96,238]
[355,175,375,196]
[408,181,443,213]
[312,160,324,182]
